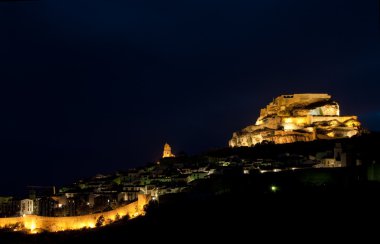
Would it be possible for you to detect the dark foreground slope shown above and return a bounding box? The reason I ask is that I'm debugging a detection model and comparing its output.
[2,171,380,244]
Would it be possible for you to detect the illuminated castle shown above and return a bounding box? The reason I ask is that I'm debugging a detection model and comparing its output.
[162,143,175,158]
[229,93,361,147]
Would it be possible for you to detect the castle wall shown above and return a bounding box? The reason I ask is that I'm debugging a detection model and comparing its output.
[281,116,310,126]
[310,116,357,124]
[320,104,340,116]
[280,116,358,127]
[289,94,330,104]
[275,94,331,107]
[258,94,332,121]
[229,94,361,147]
[0,194,149,232]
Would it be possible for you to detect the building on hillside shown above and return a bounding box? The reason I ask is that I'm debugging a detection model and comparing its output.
[162,143,175,158]
[313,143,360,168]
[36,197,58,216]
[20,199,34,216]
[0,197,20,217]
[27,186,56,200]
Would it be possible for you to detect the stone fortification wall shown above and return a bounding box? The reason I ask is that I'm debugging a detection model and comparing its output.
[259,94,332,120]
[230,94,361,147]
[0,194,149,232]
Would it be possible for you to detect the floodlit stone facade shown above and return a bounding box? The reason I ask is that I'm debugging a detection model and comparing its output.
[0,194,149,233]
[229,94,361,147]
[162,143,175,158]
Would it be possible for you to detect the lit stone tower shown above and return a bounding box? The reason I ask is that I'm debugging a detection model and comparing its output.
[162,143,175,158]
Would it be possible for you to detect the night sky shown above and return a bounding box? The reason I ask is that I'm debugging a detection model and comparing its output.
[1,0,379,196]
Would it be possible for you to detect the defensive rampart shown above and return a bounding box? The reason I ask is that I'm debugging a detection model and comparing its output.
[0,194,149,233]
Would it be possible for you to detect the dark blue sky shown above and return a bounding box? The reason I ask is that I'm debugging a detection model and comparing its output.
[1,0,379,196]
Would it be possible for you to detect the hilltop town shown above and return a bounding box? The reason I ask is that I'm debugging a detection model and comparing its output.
[0,94,379,234]
[2,134,380,222]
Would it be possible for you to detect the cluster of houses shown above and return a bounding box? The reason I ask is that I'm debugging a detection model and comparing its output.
[0,142,366,218]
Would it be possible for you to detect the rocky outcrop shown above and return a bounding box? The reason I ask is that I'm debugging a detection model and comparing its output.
[229,94,361,147]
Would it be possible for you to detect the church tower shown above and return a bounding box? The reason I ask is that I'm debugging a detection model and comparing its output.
[162,143,175,158]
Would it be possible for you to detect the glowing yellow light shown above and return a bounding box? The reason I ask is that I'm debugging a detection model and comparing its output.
[283,124,295,131]
[26,221,37,234]
[270,185,278,192]
[0,194,149,233]
[162,143,175,158]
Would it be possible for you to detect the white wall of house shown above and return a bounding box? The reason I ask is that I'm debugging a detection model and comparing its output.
[20,199,33,216]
